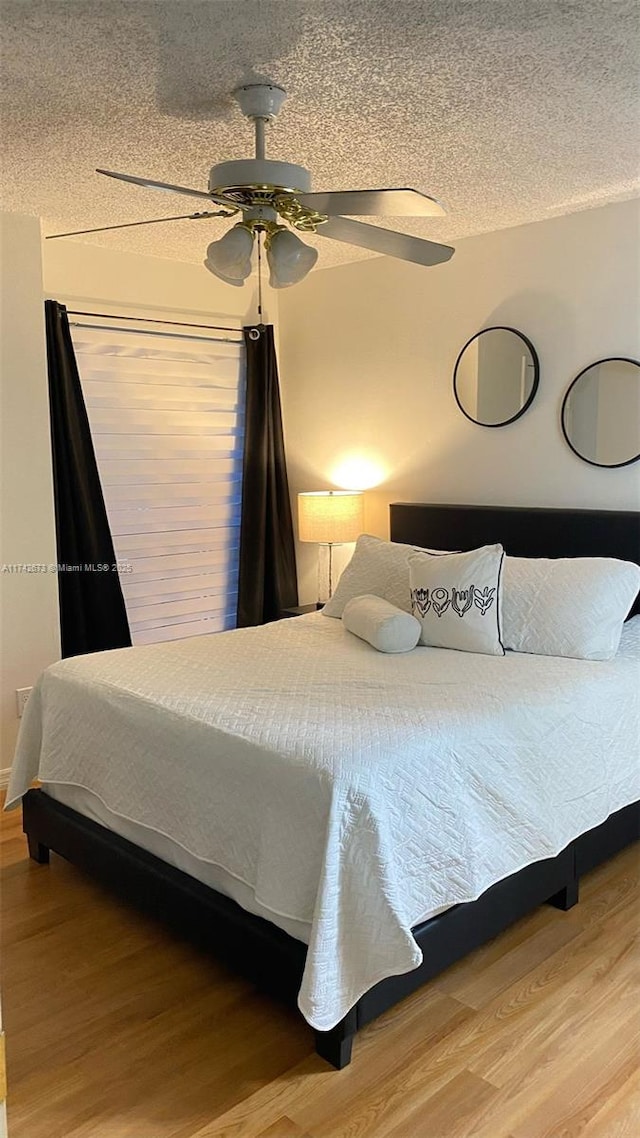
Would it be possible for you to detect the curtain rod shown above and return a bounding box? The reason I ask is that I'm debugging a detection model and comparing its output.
[68,319,243,347]
[65,309,243,336]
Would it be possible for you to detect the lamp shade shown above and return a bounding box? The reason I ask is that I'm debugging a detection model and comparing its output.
[204,224,254,286]
[266,228,318,288]
[298,491,364,544]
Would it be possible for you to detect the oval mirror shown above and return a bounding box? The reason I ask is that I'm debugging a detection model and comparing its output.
[561,357,640,468]
[453,326,540,427]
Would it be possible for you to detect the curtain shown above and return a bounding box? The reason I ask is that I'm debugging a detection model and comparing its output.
[237,324,298,626]
[45,300,131,657]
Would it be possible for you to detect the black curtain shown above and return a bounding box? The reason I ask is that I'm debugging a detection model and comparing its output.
[237,324,298,626]
[45,300,131,657]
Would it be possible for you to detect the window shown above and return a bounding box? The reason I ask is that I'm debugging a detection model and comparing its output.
[71,318,245,645]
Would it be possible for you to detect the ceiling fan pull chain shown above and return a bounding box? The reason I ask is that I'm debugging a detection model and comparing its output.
[257,230,264,324]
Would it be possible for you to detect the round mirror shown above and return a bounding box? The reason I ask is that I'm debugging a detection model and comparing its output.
[561,357,640,468]
[453,326,540,427]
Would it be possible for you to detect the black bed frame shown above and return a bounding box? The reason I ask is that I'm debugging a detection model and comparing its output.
[22,504,640,1069]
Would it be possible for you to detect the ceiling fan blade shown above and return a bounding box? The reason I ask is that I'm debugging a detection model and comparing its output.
[46,211,230,239]
[96,168,242,211]
[316,216,454,267]
[298,188,445,217]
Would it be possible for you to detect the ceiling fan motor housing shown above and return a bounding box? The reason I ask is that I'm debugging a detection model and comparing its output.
[208,159,312,196]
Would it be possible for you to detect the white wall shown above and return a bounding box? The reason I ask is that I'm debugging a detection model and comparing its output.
[0,214,59,772]
[278,200,640,601]
[43,239,276,326]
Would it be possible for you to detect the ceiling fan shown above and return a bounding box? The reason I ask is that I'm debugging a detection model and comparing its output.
[48,83,455,288]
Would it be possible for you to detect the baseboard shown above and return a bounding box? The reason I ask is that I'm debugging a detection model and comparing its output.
[0,769,12,790]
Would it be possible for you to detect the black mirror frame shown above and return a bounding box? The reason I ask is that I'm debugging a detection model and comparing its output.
[453,326,540,428]
[560,356,640,470]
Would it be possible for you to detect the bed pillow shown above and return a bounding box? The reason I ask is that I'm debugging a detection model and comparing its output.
[408,545,505,655]
[502,556,640,660]
[342,595,422,654]
[323,534,451,618]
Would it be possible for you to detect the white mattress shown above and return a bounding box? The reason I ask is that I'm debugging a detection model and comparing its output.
[8,613,640,1031]
[43,782,317,942]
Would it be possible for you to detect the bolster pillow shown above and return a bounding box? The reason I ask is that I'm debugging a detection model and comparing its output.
[342,594,421,654]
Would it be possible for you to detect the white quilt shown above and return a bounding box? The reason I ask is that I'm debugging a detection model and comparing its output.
[7,613,640,1031]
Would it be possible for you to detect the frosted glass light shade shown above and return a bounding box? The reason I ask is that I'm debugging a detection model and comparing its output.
[204,224,254,286]
[298,491,364,544]
[267,228,318,288]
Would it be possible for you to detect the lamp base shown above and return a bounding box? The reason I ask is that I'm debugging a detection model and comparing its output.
[316,543,335,605]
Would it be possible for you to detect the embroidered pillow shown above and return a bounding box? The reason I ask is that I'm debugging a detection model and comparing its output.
[342,595,422,653]
[502,556,640,660]
[409,545,505,655]
[323,534,451,618]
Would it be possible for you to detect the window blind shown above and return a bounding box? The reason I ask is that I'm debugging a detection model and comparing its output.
[71,322,245,645]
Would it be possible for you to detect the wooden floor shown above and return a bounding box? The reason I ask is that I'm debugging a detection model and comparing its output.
[1,801,639,1138]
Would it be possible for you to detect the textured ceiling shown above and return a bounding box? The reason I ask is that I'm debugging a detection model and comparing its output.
[1,0,639,270]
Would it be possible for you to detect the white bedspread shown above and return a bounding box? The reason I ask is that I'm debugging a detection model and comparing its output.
[8,613,640,1031]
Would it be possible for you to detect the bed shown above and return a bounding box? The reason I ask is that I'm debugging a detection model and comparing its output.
[8,503,640,1068]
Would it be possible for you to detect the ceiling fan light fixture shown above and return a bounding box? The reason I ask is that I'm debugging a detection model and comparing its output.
[204,223,255,285]
[266,227,318,289]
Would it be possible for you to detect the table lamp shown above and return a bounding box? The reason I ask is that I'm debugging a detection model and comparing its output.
[298,490,364,605]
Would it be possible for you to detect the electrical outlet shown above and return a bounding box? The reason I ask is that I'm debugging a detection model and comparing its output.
[16,687,32,718]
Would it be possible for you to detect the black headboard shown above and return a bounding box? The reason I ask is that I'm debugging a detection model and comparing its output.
[390,503,640,618]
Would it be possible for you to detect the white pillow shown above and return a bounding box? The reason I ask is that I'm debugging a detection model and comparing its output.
[502,556,640,660]
[409,545,505,655]
[323,534,450,618]
[342,595,422,653]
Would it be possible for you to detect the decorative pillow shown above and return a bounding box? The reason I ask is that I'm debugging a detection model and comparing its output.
[342,595,422,654]
[502,556,640,660]
[323,534,451,618]
[408,545,505,655]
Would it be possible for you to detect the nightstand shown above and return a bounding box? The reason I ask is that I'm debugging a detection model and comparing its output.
[280,603,323,618]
